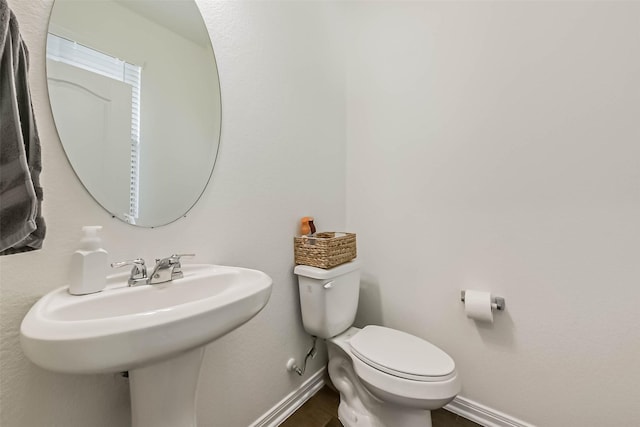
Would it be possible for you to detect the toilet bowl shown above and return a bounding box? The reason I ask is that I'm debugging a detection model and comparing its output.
[294,260,460,427]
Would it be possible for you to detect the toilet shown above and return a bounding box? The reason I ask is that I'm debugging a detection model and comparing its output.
[294,259,460,427]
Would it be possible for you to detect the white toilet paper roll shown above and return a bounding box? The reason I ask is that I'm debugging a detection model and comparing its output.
[464,290,494,323]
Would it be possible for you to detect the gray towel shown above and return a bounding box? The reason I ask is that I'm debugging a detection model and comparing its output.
[0,0,45,255]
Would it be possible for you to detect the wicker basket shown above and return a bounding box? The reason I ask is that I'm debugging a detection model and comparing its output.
[294,232,357,269]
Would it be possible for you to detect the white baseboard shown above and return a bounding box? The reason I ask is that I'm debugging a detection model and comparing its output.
[249,369,533,427]
[445,396,535,427]
[249,367,326,427]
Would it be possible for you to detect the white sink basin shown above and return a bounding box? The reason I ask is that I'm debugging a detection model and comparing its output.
[21,264,272,374]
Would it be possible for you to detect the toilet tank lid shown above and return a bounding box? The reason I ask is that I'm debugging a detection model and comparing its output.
[294,259,361,279]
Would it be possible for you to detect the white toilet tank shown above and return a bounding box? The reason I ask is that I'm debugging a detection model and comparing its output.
[294,259,361,338]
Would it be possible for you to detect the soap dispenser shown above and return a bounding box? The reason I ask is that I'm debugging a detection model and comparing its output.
[68,226,108,295]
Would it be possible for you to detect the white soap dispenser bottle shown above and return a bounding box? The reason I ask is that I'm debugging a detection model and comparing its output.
[68,226,108,295]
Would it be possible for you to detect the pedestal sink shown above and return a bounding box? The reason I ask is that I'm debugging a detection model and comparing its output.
[20,264,272,427]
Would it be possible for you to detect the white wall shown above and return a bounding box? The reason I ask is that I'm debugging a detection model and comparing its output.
[0,1,345,426]
[4,1,640,426]
[346,2,640,426]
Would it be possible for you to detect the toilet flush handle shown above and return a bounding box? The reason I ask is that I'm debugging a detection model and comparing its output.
[323,281,334,289]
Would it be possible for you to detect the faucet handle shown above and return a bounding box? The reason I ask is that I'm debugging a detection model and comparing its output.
[154,253,194,262]
[168,253,195,277]
[170,253,195,264]
[150,253,195,282]
[111,258,147,286]
[148,254,195,284]
[155,253,194,266]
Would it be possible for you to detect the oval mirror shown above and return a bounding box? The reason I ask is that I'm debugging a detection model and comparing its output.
[46,0,221,227]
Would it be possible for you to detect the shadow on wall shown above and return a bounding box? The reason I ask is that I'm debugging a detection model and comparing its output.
[467,304,516,348]
[354,274,384,328]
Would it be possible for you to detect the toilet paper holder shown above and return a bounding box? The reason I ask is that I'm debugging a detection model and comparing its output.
[460,290,505,311]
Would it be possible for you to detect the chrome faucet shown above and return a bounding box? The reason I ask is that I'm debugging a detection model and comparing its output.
[111,258,148,286]
[148,254,195,285]
[111,254,194,286]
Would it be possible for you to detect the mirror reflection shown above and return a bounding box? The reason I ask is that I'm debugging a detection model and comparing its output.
[47,0,221,227]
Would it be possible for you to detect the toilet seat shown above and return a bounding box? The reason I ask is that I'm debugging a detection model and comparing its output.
[329,326,461,410]
[350,326,456,382]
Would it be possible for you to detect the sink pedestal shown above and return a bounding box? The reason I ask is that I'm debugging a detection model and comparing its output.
[129,347,205,427]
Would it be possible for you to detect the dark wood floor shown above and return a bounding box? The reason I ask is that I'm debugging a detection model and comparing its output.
[281,386,481,427]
